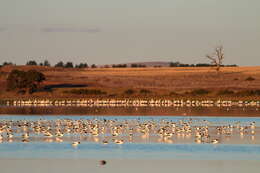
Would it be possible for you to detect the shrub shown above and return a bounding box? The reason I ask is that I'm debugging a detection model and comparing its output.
[108,94,117,97]
[217,90,235,95]
[124,89,135,95]
[169,91,179,96]
[190,89,210,95]
[140,89,151,94]
[245,76,255,81]
[17,90,26,95]
[64,89,106,95]
[236,90,260,96]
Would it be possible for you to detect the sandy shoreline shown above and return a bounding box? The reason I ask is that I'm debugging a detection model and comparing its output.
[0,158,259,173]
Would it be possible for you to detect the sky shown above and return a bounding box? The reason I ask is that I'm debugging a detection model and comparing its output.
[0,0,259,66]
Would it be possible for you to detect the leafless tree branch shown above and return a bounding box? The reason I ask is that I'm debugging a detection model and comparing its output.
[206,46,224,72]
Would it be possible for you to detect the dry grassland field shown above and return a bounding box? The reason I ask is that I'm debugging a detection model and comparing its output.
[1,65,260,100]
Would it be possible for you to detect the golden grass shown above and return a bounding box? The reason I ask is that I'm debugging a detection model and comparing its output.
[1,66,260,99]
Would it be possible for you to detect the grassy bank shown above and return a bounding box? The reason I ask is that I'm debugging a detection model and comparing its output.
[1,66,260,101]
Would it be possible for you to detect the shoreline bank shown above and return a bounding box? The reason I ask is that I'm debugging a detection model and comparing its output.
[1,98,260,107]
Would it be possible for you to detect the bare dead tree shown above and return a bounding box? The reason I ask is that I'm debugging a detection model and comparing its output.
[206,46,224,72]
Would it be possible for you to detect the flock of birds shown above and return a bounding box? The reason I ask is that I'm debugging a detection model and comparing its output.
[0,118,258,147]
[3,99,260,107]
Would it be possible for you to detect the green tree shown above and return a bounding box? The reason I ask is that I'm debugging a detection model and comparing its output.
[6,69,46,94]
[26,70,46,83]
[26,60,38,66]
[43,60,51,67]
[65,62,74,68]
[2,62,13,66]
[55,61,64,67]
[169,62,180,67]
[76,63,88,68]
[91,64,97,68]
[6,70,27,90]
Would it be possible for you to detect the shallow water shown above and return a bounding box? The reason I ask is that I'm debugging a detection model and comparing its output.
[1,106,260,116]
[0,142,260,160]
[1,115,260,124]
[0,115,260,160]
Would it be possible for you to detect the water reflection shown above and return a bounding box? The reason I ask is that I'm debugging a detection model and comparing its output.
[0,106,260,116]
[0,115,260,160]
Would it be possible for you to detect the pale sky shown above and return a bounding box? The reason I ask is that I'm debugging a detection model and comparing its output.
[0,0,259,66]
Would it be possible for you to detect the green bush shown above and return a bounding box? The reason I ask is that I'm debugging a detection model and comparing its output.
[6,69,45,93]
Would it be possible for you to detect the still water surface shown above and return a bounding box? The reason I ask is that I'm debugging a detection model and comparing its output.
[0,115,260,160]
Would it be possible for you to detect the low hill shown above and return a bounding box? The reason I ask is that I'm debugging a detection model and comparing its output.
[125,61,171,67]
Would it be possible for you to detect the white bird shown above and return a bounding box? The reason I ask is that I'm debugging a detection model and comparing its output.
[211,139,219,144]
[72,141,80,147]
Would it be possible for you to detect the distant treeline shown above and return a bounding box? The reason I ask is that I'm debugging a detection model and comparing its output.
[0,60,237,68]
[0,60,95,68]
[169,62,237,67]
[111,64,146,68]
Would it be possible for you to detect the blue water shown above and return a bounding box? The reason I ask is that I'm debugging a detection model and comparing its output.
[0,115,260,160]
[0,142,260,160]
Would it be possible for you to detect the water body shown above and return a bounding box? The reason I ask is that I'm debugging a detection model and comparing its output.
[0,116,260,161]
